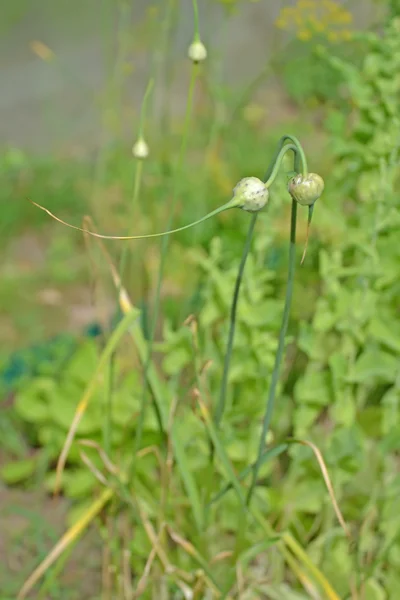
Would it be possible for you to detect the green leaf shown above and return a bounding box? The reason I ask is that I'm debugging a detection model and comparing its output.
[15,378,56,423]
[358,407,382,438]
[162,347,191,375]
[295,370,331,406]
[0,457,37,484]
[66,340,100,385]
[63,468,98,499]
[330,390,356,427]
[293,405,320,437]
[368,318,400,354]
[48,392,102,434]
[362,578,386,600]
[287,479,326,514]
[348,349,398,384]
[172,423,203,532]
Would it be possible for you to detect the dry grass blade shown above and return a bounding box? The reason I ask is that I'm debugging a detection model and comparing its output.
[167,527,222,596]
[288,438,351,540]
[54,307,139,495]
[17,488,113,599]
[280,532,341,600]
[29,199,144,240]
[134,548,157,598]
[79,449,109,486]
[284,550,320,600]
[78,439,119,475]
[82,217,168,428]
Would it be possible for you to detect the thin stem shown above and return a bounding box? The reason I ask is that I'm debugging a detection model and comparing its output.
[246,199,298,506]
[118,159,143,279]
[133,65,199,462]
[103,354,115,457]
[214,142,298,429]
[119,78,154,279]
[192,0,200,38]
[280,134,308,176]
[264,143,297,187]
[138,78,154,137]
[214,213,258,427]
[30,198,235,241]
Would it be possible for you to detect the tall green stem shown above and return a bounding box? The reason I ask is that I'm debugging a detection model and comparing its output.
[119,78,154,280]
[133,66,199,461]
[214,213,258,427]
[214,143,298,429]
[192,0,200,38]
[246,198,298,506]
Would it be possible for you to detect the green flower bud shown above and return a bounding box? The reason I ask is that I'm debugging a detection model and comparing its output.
[132,136,149,159]
[232,177,269,213]
[288,173,324,206]
[188,39,207,63]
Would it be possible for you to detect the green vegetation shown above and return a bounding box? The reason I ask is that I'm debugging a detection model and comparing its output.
[1,2,400,599]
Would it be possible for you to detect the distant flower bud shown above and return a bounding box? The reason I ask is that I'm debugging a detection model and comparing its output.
[188,39,207,63]
[288,173,324,206]
[232,177,269,213]
[132,137,149,159]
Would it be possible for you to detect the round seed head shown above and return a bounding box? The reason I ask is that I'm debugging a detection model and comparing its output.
[233,177,269,213]
[288,173,324,206]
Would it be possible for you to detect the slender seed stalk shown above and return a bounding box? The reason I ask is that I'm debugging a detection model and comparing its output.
[280,134,308,176]
[103,354,115,457]
[246,198,298,506]
[214,142,298,430]
[192,0,200,38]
[118,160,143,280]
[133,64,199,463]
[264,143,298,186]
[119,78,154,282]
[214,213,258,427]
[29,198,238,241]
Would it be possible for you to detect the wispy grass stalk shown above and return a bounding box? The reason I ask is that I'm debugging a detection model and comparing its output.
[118,78,154,283]
[133,2,203,468]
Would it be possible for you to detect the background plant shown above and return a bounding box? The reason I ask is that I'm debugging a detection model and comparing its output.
[1,2,400,599]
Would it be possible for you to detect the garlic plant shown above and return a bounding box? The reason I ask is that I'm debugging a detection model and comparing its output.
[31,135,324,509]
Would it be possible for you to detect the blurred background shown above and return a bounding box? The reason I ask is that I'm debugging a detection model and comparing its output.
[1,1,400,598]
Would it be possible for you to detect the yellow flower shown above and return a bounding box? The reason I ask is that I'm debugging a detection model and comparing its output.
[308,16,325,32]
[297,0,316,8]
[336,10,353,24]
[275,17,288,29]
[294,14,304,27]
[327,31,339,42]
[322,0,338,10]
[30,40,54,62]
[341,30,353,41]
[281,7,296,19]
[297,29,312,41]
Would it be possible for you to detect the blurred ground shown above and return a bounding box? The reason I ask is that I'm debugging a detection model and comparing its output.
[0,484,102,599]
